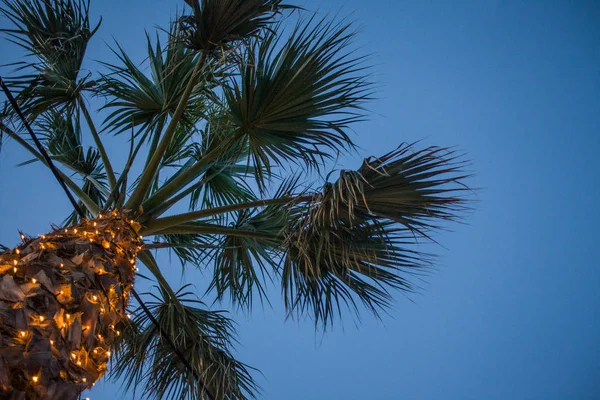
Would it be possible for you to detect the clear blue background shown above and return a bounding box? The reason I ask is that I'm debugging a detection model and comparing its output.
[1,1,599,399]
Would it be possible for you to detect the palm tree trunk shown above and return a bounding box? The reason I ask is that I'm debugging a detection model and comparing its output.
[0,212,141,400]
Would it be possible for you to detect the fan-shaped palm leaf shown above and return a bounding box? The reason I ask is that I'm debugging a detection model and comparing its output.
[0,0,99,116]
[97,33,212,136]
[223,16,372,188]
[179,0,291,52]
[111,285,258,400]
[281,143,470,326]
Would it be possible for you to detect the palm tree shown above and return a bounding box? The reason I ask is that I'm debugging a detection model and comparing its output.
[0,0,470,399]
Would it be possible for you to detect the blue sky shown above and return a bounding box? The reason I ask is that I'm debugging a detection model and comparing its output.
[1,1,599,399]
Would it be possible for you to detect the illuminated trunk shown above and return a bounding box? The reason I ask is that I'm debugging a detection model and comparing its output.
[0,212,141,400]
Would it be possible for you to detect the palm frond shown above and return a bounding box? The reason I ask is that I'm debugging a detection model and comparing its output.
[179,0,292,52]
[32,111,109,222]
[0,0,100,116]
[191,110,257,211]
[281,143,471,327]
[157,232,216,269]
[207,204,288,309]
[111,286,259,400]
[97,32,211,135]
[223,16,372,189]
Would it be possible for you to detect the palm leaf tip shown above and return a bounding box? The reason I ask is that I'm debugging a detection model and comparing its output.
[112,286,259,400]
[282,143,472,327]
[179,0,293,51]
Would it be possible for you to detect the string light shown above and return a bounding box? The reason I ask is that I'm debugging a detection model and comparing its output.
[3,212,144,392]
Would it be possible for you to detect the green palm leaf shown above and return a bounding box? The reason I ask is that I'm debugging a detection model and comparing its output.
[31,111,109,222]
[281,143,470,327]
[207,205,287,309]
[111,286,259,400]
[179,0,291,52]
[223,16,372,188]
[97,33,211,135]
[0,0,99,116]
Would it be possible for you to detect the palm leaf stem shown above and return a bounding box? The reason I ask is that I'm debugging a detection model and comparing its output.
[125,51,208,209]
[137,250,180,303]
[152,223,281,240]
[141,195,312,235]
[103,127,151,211]
[141,128,243,213]
[79,98,117,189]
[142,159,235,219]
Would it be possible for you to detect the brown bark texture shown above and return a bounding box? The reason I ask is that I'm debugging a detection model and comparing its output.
[0,212,141,400]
